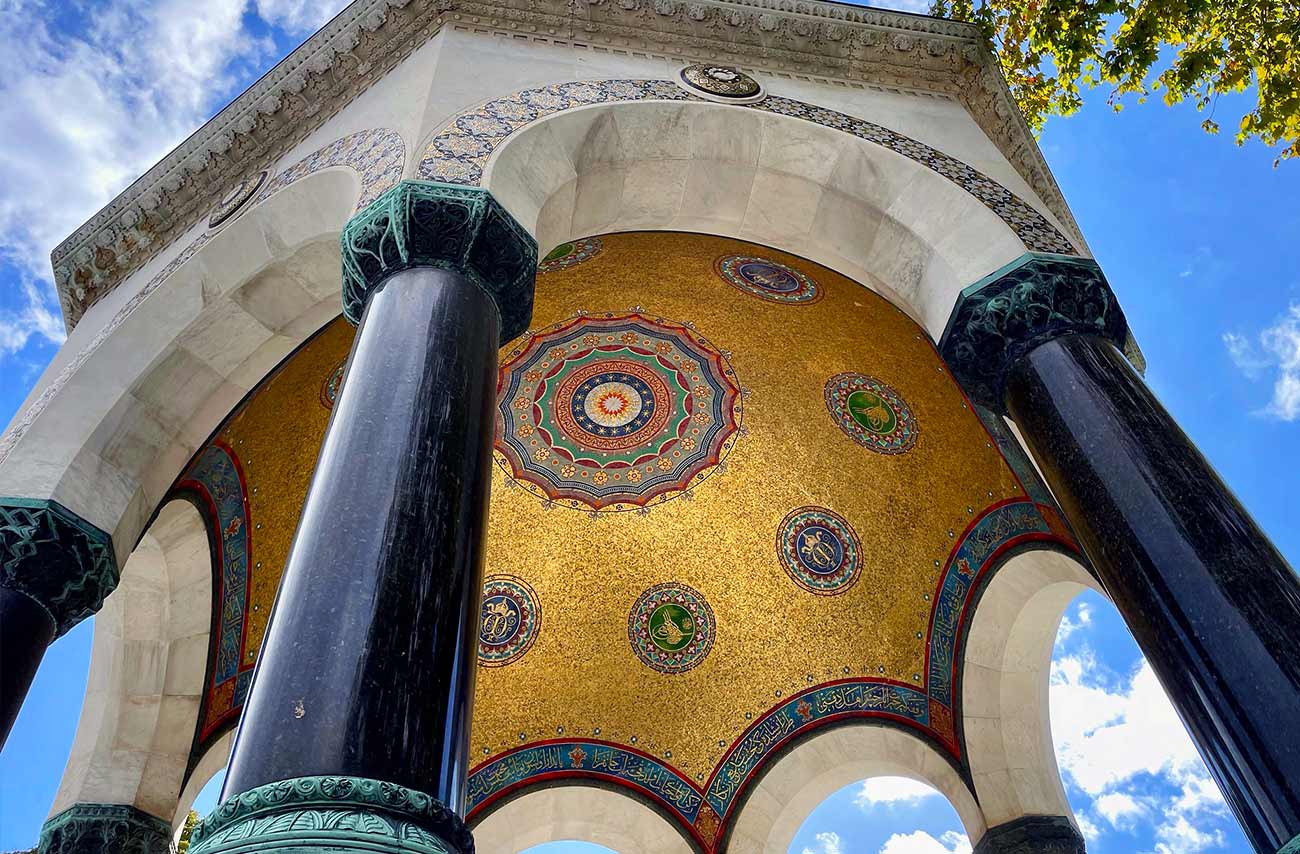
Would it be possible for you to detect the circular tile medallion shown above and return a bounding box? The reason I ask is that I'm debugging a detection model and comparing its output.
[680,64,762,100]
[715,255,821,305]
[478,575,541,667]
[777,507,862,595]
[628,583,715,674]
[320,360,346,409]
[495,312,743,511]
[824,373,918,454]
[209,171,267,228]
[538,237,603,273]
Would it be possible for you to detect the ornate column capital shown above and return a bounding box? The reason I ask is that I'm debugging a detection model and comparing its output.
[973,815,1087,853]
[939,253,1129,412]
[340,180,537,341]
[188,776,474,854]
[38,804,172,854]
[1,498,118,636]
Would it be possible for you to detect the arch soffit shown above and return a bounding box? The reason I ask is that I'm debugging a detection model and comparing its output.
[725,721,987,854]
[472,783,695,854]
[0,128,404,567]
[414,79,1081,333]
[961,547,1102,829]
[49,498,214,824]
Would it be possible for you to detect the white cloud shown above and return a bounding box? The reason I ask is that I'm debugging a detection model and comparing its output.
[254,0,349,35]
[0,279,63,355]
[802,831,844,854]
[1055,601,1092,643]
[1095,792,1144,828]
[878,830,971,854]
[854,777,941,809]
[1153,815,1225,854]
[1222,304,1300,420]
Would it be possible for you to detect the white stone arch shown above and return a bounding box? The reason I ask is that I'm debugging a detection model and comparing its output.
[726,722,986,853]
[476,97,1037,336]
[172,729,234,828]
[48,498,215,829]
[472,784,695,854]
[960,547,1103,830]
[0,164,362,573]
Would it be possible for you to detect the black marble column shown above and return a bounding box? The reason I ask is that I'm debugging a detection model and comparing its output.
[199,182,535,854]
[0,498,118,747]
[941,254,1300,854]
[973,816,1085,854]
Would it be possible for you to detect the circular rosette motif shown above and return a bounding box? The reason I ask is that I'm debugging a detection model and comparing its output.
[478,575,541,667]
[495,312,743,511]
[679,64,762,100]
[715,255,821,305]
[320,360,346,409]
[824,373,918,454]
[777,507,862,595]
[628,583,715,674]
[538,237,603,273]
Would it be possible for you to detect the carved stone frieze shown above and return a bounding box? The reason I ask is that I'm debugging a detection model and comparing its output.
[51,0,1080,332]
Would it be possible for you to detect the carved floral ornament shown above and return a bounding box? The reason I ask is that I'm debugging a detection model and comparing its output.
[50,0,1078,330]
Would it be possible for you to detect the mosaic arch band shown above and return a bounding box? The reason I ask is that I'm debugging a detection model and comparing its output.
[2,9,1299,854]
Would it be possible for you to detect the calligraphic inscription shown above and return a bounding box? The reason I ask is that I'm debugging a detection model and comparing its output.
[926,500,1049,700]
[705,680,930,818]
[495,312,743,511]
[628,583,715,674]
[824,373,918,454]
[320,360,345,409]
[714,255,821,305]
[777,506,861,595]
[538,237,603,273]
[467,741,703,822]
[478,575,541,667]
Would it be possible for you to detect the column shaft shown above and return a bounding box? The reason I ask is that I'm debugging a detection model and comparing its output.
[223,267,499,809]
[1005,333,1300,852]
[0,587,55,743]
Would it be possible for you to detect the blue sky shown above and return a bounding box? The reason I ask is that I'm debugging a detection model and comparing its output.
[0,0,1295,852]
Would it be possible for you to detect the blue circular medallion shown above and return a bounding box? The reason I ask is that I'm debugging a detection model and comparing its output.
[777,507,861,595]
[479,575,540,667]
[715,255,821,305]
[569,371,657,438]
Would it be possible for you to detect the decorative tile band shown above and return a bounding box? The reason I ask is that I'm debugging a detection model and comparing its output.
[463,499,1074,853]
[0,127,404,471]
[417,79,1076,256]
[176,440,254,743]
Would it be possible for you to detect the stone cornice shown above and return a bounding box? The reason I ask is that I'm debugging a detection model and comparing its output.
[52,0,1080,331]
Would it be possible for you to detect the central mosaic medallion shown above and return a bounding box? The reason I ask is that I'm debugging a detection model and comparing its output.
[715,255,821,305]
[496,312,743,511]
[478,575,540,667]
[538,237,603,273]
[777,507,862,595]
[628,583,715,674]
[825,373,919,454]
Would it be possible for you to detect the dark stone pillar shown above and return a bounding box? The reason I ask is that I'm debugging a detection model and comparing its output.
[190,181,536,854]
[941,253,1300,854]
[0,498,118,747]
[973,816,1085,854]
[37,804,172,854]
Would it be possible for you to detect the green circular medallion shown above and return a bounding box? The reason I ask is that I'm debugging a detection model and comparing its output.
[648,603,696,652]
[846,389,897,435]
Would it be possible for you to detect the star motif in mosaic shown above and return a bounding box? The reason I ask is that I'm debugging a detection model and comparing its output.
[628,582,716,674]
[715,255,821,305]
[495,312,743,511]
[320,360,346,409]
[824,372,919,454]
[538,237,603,273]
[777,506,862,595]
[478,575,541,667]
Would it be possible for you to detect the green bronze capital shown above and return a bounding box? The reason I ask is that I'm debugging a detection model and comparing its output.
[187,776,473,854]
[939,253,1130,413]
[340,180,537,341]
[1,497,118,636]
[38,803,172,854]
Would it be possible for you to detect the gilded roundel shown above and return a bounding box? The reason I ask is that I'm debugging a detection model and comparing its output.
[777,507,862,595]
[495,312,743,511]
[628,583,715,674]
[320,360,346,409]
[478,575,541,667]
[825,373,919,454]
[715,255,821,305]
[539,237,603,273]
